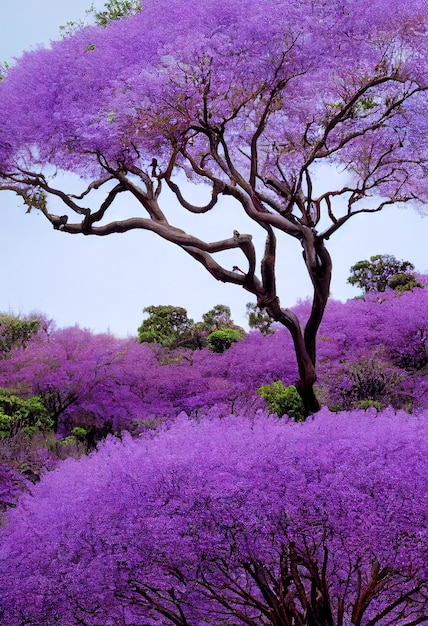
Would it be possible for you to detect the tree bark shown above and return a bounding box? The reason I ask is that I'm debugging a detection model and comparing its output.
[265,297,320,414]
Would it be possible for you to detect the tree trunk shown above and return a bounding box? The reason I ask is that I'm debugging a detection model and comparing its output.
[264,234,331,415]
[302,234,332,367]
[266,298,320,414]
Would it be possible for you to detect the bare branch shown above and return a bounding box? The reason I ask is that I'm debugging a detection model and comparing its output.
[321,199,398,240]
[4,172,90,217]
[165,177,223,214]
[81,183,125,233]
[69,175,115,199]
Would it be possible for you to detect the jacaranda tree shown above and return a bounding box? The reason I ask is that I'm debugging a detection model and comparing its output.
[1,0,428,411]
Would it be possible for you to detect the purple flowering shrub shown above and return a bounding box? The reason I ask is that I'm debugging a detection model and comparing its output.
[314,277,428,410]
[0,408,426,625]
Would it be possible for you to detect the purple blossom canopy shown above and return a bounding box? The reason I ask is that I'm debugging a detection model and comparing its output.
[0,0,427,205]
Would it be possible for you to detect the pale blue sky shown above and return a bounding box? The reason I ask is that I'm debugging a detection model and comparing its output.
[0,1,427,337]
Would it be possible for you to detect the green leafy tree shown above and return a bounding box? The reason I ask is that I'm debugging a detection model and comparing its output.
[201,304,234,331]
[348,255,419,293]
[137,305,194,348]
[0,314,40,355]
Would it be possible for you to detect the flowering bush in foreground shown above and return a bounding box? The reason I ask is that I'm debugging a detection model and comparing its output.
[0,408,426,625]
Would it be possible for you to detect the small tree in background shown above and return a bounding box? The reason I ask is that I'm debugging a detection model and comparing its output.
[200,304,235,332]
[138,303,245,350]
[348,254,422,293]
[137,305,194,348]
[0,314,41,355]
[206,328,244,353]
[197,304,245,348]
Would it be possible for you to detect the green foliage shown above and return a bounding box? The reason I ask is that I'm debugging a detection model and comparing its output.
[201,305,234,331]
[59,0,142,37]
[360,95,376,110]
[71,427,89,440]
[206,328,244,353]
[246,302,274,335]
[138,304,244,350]
[348,254,417,293]
[21,190,47,213]
[60,422,115,451]
[59,426,91,449]
[92,0,142,27]
[137,305,194,348]
[388,272,424,292]
[257,381,306,421]
[353,399,382,411]
[0,390,53,439]
[0,314,40,354]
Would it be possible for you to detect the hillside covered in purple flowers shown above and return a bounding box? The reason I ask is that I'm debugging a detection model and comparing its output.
[0,278,427,625]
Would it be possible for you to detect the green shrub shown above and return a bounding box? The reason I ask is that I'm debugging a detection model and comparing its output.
[137,305,194,348]
[71,427,89,440]
[207,328,244,353]
[0,390,53,439]
[388,272,424,292]
[257,381,306,421]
